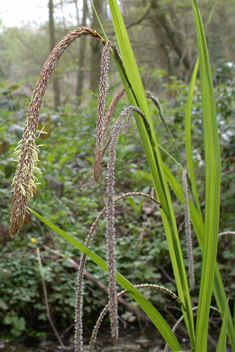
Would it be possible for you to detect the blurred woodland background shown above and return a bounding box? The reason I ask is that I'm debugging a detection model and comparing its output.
[1,0,235,105]
[0,0,235,346]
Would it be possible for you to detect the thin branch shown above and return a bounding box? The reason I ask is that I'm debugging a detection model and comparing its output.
[44,246,144,318]
[36,247,65,349]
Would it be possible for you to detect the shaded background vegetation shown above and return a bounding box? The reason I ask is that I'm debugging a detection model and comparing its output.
[0,0,235,341]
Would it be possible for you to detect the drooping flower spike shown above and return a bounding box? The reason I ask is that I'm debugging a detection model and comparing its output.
[74,191,160,352]
[10,28,104,237]
[94,86,125,182]
[183,169,195,288]
[106,105,151,343]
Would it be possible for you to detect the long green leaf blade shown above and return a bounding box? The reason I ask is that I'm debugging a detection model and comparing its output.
[216,300,229,352]
[164,163,235,350]
[185,57,201,214]
[192,1,221,350]
[108,0,195,346]
[185,7,215,217]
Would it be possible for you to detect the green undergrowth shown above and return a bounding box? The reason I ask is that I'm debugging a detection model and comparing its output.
[1,66,235,338]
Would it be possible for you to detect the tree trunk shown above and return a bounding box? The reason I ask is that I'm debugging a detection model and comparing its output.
[89,0,103,93]
[76,0,88,105]
[48,0,60,109]
[149,0,192,79]
[150,20,173,79]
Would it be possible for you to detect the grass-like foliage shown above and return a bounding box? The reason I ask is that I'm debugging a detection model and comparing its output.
[9,1,235,351]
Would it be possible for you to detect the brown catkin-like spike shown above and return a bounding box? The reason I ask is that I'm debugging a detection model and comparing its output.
[94,87,125,180]
[94,41,112,182]
[104,87,125,134]
[10,28,104,237]
[183,169,195,288]
[74,192,160,352]
[218,231,235,237]
[122,108,133,135]
[106,106,146,343]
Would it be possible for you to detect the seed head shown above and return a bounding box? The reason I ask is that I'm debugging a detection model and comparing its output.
[10,28,104,237]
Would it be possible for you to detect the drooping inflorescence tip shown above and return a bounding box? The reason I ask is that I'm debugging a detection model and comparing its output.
[10,27,104,238]
[10,136,41,237]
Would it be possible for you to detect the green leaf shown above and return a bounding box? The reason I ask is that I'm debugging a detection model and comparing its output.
[18,317,26,331]
[216,300,229,352]
[0,299,8,310]
[164,163,235,350]
[185,57,201,214]
[108,0,195,347]
[192,1,221,351]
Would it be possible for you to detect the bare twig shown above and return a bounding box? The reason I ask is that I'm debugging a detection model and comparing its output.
[36,247,65,349]
[44,246,143,318]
